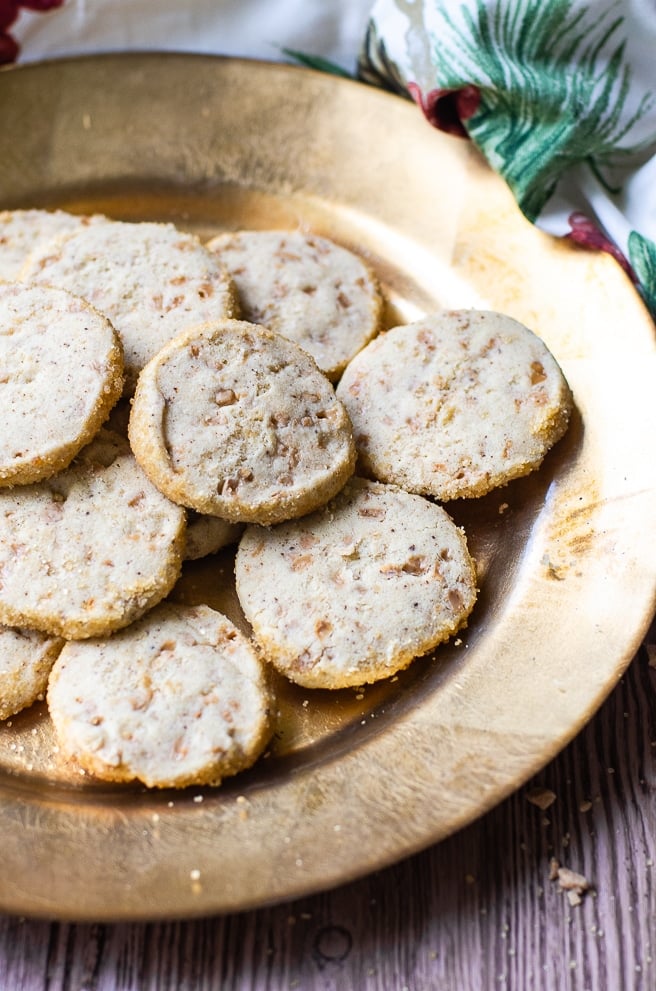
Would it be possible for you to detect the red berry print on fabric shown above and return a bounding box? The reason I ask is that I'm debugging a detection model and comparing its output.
[0,0,63,64]
[567,212,636,279]
[407,82,480,138]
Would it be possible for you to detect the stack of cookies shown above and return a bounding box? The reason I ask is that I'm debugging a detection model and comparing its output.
[0,208,573,789]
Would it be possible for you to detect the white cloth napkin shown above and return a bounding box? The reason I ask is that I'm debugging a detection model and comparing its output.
[6,0,371,72]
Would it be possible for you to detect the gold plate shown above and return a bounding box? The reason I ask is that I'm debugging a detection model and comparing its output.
[0,54,655,922]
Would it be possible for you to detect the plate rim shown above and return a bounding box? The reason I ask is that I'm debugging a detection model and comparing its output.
[0,51,655,921]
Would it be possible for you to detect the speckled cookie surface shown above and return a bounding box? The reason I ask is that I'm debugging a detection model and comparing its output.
[20,219,238,393]
[0,282,124,486]
[206,230,383,380]
[235,477,477,689]
[129,319,356,524]
[0,625,64,721]
[184,512,244,561]
[0,430,186,639]
[47,602,272,788]
[0,208,101,282]
[336,310,573,500]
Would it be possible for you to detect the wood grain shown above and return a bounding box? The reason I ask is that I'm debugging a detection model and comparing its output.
[1,640,655,991]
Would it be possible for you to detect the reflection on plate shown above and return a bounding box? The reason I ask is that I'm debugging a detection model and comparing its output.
[0,54,655,921]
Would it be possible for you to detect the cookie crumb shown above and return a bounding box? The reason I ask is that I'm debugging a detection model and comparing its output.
[549,859,591,904]
[526,786,556,810]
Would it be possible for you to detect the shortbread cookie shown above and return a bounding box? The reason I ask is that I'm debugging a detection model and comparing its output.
[47,602,272,788]
[235,477,477,689]
[129,319,356,524]
[20,219,239,393]
[336,310,573,500]
[0,282,124,486]
[0,208,101,282]
[0,430,186,639]
[206,230,383,380]
[0,625,64,721]
[184,511,244,561]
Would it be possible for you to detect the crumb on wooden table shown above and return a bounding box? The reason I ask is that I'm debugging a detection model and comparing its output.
[549,857,592,906]
[526,786,557,810]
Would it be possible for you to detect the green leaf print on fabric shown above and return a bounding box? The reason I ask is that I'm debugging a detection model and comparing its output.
[430,0,654,221]
[281,48,354,78]
[358,18,414,95]
[628,231,656,318]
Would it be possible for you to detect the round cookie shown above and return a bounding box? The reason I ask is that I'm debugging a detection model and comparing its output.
[0,429,186,639]
[20,219,239,394]
[235,477,477,689]
[47,602,272,789]
[184,511,244,561]
[336,310,573,501]
[0,208,103,282]
[0,625,64,721]
[206,230,383,380]
[0,282,124,486]
[129,319,356,525]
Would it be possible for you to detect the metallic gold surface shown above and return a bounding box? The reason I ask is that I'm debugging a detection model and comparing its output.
[0,54,655,921]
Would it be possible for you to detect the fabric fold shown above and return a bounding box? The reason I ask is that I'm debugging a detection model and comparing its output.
[360,0,656,318]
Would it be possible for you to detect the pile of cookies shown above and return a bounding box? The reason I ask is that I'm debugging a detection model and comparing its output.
[0,208,573,789]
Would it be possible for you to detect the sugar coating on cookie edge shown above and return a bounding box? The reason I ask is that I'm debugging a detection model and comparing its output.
[129,319,356,524]
[0,208,103,282]
[336,309,573,501]
[0,429,186,639]
[235,477,477,689]
[20,218,239,394]
[0,282,124,486]
[47,602,272,788]
[0,625,64,721]
[206,229,383,380]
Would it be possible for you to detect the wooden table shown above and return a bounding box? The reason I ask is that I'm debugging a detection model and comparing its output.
[1,628,653,990]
